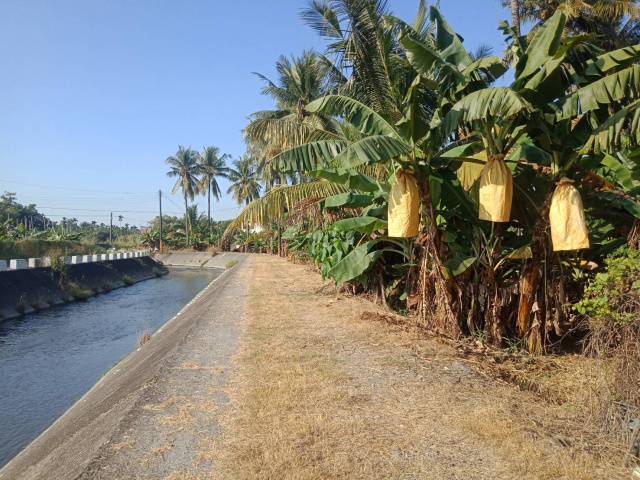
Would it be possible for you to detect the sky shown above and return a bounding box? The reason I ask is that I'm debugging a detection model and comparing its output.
[0,0,510,227]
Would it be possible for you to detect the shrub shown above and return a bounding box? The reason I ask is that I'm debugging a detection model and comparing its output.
[102,282,113,293]
[575,247,640,443]
[122,275,134,286]
[30,301,42,310]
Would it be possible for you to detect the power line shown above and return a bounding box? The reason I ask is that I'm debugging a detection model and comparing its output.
[0,179,156,195]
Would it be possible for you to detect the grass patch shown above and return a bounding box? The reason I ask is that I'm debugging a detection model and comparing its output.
[67,282,92,301]
[102,282,113,293]
[122,275,134,286]
[225,260,238,269]
[30,301,42,310]
[46,297,55,306]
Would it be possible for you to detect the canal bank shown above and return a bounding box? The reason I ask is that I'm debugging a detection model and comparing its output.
[0,253,247,479]
[0,257,168,321]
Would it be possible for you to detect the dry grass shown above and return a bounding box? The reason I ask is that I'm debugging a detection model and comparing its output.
[111,438,136,453]
[141,442,173,466]
[158,403,196,427]
[205,255,630,480]
[137,328,151,347]
[143,396,178,412]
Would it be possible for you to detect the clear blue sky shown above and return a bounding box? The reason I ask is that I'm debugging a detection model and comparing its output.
[0,0,510,227]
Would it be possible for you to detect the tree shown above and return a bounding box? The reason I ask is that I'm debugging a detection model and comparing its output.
[244,50,344,187]
[166,145,201,247]
[227,155,261,206]
[504,0,640,50]
[197,146,230,235]
[510,0,521,34]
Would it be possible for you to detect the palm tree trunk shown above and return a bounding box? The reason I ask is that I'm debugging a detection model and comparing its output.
[184,195,189,248]
[208,183,211,236]
[511,0,520,35]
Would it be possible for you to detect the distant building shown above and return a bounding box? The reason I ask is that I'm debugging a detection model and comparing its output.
[139,226,152,234]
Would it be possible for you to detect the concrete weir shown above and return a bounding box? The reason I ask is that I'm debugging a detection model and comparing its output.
[151,251,234,269]
[0,253,247,479]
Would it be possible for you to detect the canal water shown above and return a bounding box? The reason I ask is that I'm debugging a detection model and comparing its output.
[0,267,221,468]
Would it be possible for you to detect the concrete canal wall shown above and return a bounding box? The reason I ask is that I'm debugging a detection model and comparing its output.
[0,256,167,321]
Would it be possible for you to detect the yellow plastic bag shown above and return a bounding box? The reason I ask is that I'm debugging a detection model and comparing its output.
[388,169,420,237]
[479,155,512,222]
[549,178,590,251]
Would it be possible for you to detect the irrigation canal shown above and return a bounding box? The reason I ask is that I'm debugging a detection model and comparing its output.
[0,266,222,468]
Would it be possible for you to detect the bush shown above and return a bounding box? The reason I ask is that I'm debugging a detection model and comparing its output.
[575,247,640,443]
[122,275,134,286]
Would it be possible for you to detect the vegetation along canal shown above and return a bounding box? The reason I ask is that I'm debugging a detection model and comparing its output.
[0,267,222,468]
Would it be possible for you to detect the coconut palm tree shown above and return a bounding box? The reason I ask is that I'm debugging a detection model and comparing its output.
[197,146,230,235]
[244,50,344,167]
[227,155,262,252]
[227,155,261,206]
[503,0,640,49]
[166,146,201,247]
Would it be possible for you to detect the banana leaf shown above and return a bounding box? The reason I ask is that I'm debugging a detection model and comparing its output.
[329,240,383,283]
[332,216,387,234]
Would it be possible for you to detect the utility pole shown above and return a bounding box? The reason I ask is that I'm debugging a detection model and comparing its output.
[110,212,113,247]
[159,190,163,253]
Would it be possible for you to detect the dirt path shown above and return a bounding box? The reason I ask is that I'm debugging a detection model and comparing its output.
[209,255,626,480]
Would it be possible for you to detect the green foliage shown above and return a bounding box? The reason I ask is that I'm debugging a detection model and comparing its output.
[121,275,134,286]
[575,247,640,323]
[67,282,92,301]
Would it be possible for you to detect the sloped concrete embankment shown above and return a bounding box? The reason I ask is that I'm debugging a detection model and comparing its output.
[0,254,249,480]
[0,257,167,320]
[152,251,243,269]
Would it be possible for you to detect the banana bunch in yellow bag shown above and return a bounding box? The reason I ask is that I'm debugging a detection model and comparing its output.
[549,178,590,251]
[388,169,420,238]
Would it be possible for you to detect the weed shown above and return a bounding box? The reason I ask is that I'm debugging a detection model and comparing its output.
[122,275,134,286]
[102,282,113,293]
[473,329,486,343]
[67,282,92,301]
[46,297,55,306]
[226,260,239,269]
[152,267,164,278]
[30,301,42,310]
[16,295,26,315]
[503,336,527,354]
[137,328,152,347]
[16,303,25,314]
